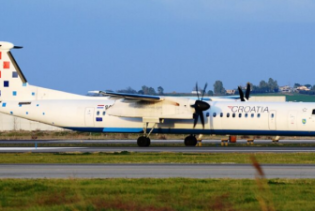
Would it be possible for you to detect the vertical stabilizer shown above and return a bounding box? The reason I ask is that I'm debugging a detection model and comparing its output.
[0,42,29,100]
[0,41,88,101]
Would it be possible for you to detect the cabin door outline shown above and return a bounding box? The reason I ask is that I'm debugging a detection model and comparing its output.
[288,111,297,130]
[268,110,276,130]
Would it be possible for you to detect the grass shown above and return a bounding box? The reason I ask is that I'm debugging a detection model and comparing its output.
[0,178,314,211]
[1,152,315,164]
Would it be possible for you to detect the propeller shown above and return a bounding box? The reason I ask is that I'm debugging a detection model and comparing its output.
[238,82,251,101]
[191,83,210,129]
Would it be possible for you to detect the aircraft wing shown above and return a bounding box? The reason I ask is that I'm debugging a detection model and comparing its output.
[102,91,163,102]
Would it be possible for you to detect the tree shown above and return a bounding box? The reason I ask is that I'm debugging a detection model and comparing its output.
[138,90,144,94]
[141,85,156,95]
[141,85,149,94]
[207,90,214,96]
[268,78,279,92]
[305,84,312,89]
[117,87,137,94]
[213,80,225,95]
[294,83,301,88]
[157,86,164,95]
[148,87,156,95]
[259,80,269,92]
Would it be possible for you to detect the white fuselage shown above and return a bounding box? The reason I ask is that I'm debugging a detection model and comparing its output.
[1,98,315,136]
[1,41,312,138]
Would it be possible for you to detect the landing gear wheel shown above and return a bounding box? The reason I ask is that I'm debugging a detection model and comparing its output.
[184,135,197,147]
[137,136,151,147]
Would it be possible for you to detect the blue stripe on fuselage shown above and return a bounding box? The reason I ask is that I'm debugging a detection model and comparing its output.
[63,127,315,136]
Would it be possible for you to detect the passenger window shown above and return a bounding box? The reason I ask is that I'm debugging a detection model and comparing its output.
[103,111,106,116]
[96,111,100,116]
[232,113,235,118]
[257,113,261,118]
[312,109,315,115]
[227,113,230,118]
[245,113,248,118]
[220,113,223,117]
[239,113,242,118]
[213,112,217,117]
[271,113,274,118]
[251,113,254,118]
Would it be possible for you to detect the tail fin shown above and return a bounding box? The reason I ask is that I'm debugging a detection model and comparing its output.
[0,42,29,100]
[0,41,86,101]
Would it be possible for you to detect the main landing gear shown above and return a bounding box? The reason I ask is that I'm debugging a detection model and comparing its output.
[137,136,151,147]
[184,135,197,147]
[137,122,157,147]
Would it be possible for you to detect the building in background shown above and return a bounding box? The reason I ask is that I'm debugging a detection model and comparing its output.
[296,86,310,92]
[226,89,236,95]
[279,86,292,93]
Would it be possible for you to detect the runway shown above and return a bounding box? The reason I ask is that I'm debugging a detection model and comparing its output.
[1,146,315,153]
[1,164,314,179]
[1,139,315,144]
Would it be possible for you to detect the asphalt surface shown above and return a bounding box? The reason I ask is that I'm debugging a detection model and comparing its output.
[1,139,315,144]
[0,164,314,179]
[1,146,315,153]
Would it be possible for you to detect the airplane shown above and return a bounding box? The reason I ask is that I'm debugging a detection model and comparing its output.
[0,41,314,147]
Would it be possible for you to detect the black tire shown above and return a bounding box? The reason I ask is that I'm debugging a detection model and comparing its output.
[184,135,197,147]
[145,137,151,147]
[137,136,150,147]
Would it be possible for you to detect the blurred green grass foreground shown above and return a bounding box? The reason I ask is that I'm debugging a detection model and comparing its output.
[0,178,314,211]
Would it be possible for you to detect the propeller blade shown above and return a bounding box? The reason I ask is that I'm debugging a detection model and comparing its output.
[193,112,199,128]
[195,83,200,100]
[200,111,205,129]
[13,46,23,49]
[245,82,250,100]
[192,83,210,129]
[201,83,208,100]
[238,86,245,102]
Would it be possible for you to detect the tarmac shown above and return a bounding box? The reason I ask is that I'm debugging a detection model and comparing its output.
[0,164,314,179]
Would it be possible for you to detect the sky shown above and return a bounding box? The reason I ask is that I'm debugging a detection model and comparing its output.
[2,0,315,94]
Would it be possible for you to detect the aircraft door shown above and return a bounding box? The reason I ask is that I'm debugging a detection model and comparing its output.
[288,111,297,130]
[85,107,95,127]
[268,110,276,130]
[210,111,221,130]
